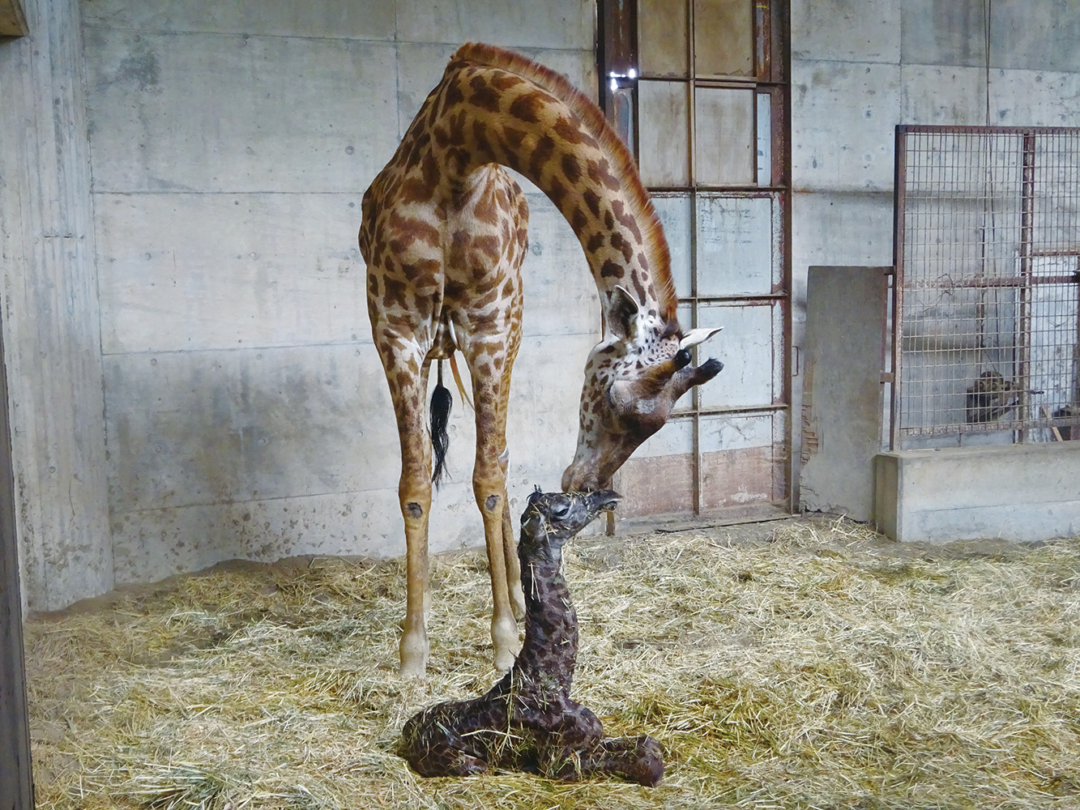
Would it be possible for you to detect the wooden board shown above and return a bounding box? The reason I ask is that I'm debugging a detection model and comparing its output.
[0,0,28,36]
[0,319,33,809]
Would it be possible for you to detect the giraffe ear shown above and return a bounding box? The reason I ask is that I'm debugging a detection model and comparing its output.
[608,285,640,340]
[679,326,723,350]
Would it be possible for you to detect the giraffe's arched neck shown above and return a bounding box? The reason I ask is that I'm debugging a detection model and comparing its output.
[406,43,677,326]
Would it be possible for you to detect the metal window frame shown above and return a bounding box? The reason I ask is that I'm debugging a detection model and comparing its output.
[600,0,793,515]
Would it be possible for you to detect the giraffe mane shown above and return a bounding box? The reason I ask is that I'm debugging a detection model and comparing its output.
[452,42,678,324]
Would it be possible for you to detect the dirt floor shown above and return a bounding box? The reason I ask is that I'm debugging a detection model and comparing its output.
[23,515,1080,809]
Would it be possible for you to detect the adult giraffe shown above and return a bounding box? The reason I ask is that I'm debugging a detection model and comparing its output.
[359,43,722,677]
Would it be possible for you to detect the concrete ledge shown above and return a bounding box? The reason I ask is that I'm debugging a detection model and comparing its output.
[874,442,1080,543]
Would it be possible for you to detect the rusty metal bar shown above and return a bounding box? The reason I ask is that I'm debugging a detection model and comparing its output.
[1017,132,1036,440]
[899,124,1080,137]
[907,274,1079,290]
[891,126,907,449]
[598,0,636,114]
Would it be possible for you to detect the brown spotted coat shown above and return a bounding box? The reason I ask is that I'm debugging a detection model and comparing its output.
[359,43,723,677]
[399,489,664,786]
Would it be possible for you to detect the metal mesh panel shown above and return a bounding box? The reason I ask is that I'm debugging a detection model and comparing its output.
[893,126,1080,448]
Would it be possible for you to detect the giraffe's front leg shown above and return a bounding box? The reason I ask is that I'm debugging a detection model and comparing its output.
[475,472,521,671]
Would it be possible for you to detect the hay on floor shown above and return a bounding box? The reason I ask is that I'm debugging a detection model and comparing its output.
[24,516,1080,809]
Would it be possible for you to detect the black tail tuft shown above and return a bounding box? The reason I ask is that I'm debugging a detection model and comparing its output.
[431,363,453,487]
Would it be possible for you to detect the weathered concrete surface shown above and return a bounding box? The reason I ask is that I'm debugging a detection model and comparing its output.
[901,0,986,67]
[0,0,112,611]
[394,0,593,52]
[83,28,400,194]
[81,0,397,40]
[990,2,1080,73]
[874,443,1080,543]
[991,69,1080,127]
[792,60,900,193]
[790,0,1080,515]
[95,192,371,354]
[791,192,894,303]
[900,64,988,125]
[800,267,888,521]
[792,0,900,64]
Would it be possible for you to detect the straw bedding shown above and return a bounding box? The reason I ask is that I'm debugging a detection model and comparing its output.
[25,516,1080,809]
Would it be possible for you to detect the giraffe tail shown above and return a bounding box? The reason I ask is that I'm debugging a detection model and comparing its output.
[431,361,453,487]
[448,354,473,410]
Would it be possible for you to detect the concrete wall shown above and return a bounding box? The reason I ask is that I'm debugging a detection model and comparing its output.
[12,0,1080,606]
[790,0,1080,497]
[3,0,596,608]
[83,0,598,589]
[0,0,112,612]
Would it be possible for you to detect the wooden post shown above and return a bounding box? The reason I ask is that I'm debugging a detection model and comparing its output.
[0,317,33,809]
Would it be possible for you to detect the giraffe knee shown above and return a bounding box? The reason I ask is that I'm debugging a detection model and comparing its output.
[406,502,423,519]
[485,494,500,511]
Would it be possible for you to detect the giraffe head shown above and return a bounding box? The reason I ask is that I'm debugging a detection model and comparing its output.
[561,286,723,493]
[521,488,621,555]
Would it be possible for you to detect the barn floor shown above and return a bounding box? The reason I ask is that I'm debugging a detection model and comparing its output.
[24,516,1080,809]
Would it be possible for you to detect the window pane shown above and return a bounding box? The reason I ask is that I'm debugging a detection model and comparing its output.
[699,410,786,509]
[697,302,779,409]
[694,86,754,185]
[756,91,771,186]
[675,302,694,413]
[638,80,690,186]
[694,0,754,78]
[639,0,689,77]
[696,194,776,296]
[610,86,634,153]
[651,193,693,299]
[613,418,694,517]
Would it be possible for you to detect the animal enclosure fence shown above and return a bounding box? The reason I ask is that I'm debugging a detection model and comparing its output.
[891,125,1080,449]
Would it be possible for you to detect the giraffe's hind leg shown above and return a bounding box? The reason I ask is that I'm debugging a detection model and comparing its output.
[501,473,525,623]
[378,343,435,677]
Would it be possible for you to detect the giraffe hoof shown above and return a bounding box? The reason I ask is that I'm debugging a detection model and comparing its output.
[400,631,429,679]
[510,588,527,622]
[494,649,517,672]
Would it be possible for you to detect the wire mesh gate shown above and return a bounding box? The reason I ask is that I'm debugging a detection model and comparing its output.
[891,125,1080,449]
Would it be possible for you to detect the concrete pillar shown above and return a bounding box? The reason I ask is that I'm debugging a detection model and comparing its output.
[0,0,112,610]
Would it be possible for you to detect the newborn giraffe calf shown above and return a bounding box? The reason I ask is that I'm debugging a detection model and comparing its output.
[399,489,663,786]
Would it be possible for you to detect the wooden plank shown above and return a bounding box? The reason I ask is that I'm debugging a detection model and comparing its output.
[0,0,28,36]
[0,318,33,810]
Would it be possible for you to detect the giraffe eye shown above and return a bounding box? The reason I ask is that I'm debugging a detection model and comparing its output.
[551,501,571,518]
